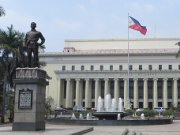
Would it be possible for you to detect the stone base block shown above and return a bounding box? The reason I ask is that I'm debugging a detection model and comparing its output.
[12,122,45,131]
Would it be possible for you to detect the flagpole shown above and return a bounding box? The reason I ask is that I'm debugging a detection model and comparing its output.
[127,13,130,109]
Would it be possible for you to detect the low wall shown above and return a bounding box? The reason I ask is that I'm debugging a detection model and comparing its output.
[47,118,173,126]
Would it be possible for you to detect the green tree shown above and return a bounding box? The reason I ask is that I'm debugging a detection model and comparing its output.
[0,6,6,119]
[45,96,54,119]
[0,25,26,86]
[0,25,25,123]
[0,6,5,17]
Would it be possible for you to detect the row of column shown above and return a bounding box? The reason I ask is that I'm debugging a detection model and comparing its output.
[57,78,178,109]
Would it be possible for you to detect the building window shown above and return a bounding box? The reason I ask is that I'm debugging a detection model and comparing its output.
[81,65,84,71]
[72,65,75,71]
[159,65,162,70]
[110,65,113,71]
[149,65,152,70]
[119,65,123,70]
[90,65,94,71]
[100,65,103,71]
[169,65,172,70]
[62,65,66,71]
[129,65,133,70]
[139,65,142,70]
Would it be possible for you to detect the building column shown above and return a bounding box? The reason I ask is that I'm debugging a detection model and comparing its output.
[143,78,148,108]
[173,78,178,108]
[85,79,91,108]
[57,79,63,108]
[79,80,83,106]
[65,79,72,108]
[114,78,119,109]
[57,79,60,108]
[153,78,158,108]
[75,79,80,107]
[95,79,100,109]
[133,78,138,109]
[163,78,168,108]
[89,80,92,108]
[104,78,109,98]
[123,78,128,109]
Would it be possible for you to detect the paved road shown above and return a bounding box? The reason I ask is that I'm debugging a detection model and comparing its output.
[0,120,180,135]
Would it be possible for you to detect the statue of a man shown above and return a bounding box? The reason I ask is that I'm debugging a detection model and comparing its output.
[25,22,45,67]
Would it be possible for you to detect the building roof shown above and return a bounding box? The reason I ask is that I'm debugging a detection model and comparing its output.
[40,48,178,57]
[64,38,180,50]
[40,38,180,57]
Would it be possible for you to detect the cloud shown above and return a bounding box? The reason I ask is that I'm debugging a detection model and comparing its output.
[123,2,156,14]
[0,9,33,32]
[52,18,82,32]
[76,3,87,12]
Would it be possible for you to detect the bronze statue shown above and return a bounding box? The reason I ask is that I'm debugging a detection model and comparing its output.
[25,22,45,67]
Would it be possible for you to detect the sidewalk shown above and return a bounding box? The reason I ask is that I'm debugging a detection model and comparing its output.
[85,120,180,135]
[0,124,93,135]
[0,120,180,135]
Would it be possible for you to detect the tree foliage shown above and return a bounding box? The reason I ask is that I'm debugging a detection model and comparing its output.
[0,25,25,123]
[45,96,54,118]
[0,25,26,87]
[0,6,5,17]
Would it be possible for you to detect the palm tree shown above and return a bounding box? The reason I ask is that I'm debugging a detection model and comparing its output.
[175,42,180,58]
[0,6,5,17]
[0,25,25,123]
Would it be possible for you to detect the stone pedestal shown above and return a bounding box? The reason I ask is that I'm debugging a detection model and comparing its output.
[12,68,48,131]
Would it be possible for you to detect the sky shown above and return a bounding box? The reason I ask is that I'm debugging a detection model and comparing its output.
[0,0,180,52]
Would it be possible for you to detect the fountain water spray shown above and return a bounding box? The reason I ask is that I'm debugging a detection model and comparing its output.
[97,93,124,112]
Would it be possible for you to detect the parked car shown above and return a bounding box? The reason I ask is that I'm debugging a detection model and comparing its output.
[73,106,86,112]
[153,107,165,113]
[136,108,144,112]
[55,107,67,113]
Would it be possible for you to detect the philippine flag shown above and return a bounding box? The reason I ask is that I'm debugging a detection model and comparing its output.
[129,16,147,35]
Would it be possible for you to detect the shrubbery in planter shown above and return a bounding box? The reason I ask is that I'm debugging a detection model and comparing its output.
[125,109,134,115]
[163,108,173,117]
[142,109,156,117]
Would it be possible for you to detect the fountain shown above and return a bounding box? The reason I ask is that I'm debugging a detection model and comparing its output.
[71,113,77,120]
[86,113,91,120]
[140,113,145,120]
[92,93,127,120]
[79,113,83,120]
[118,97,124,112]
[47,93,173,125]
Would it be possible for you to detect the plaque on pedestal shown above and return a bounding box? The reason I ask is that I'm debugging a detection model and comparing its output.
[18,89,33,109]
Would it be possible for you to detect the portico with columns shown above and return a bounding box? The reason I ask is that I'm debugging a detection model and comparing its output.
[54,70,180,109]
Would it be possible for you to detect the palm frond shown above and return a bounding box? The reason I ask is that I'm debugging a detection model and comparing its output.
[176,50,180,58]
[0,24,26,85]
[175,42,180,58]
[0,6,5,16]
[175,42,180,46]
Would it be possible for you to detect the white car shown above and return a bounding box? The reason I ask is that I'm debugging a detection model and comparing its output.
[153,107,165,113]
[136,108,144,112]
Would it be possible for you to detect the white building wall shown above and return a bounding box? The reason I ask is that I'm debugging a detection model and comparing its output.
[40,38,180,109]
[43,64,59,107]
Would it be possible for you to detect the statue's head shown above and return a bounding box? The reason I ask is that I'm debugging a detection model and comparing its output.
[31,22,36,29]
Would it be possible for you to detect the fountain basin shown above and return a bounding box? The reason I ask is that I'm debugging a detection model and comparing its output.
[47,118,173,126]
[92,112,127,120]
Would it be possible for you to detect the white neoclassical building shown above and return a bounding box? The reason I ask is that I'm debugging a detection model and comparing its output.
[40,38,180,109]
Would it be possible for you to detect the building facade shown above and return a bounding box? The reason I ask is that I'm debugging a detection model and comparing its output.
[40,38,180,109]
